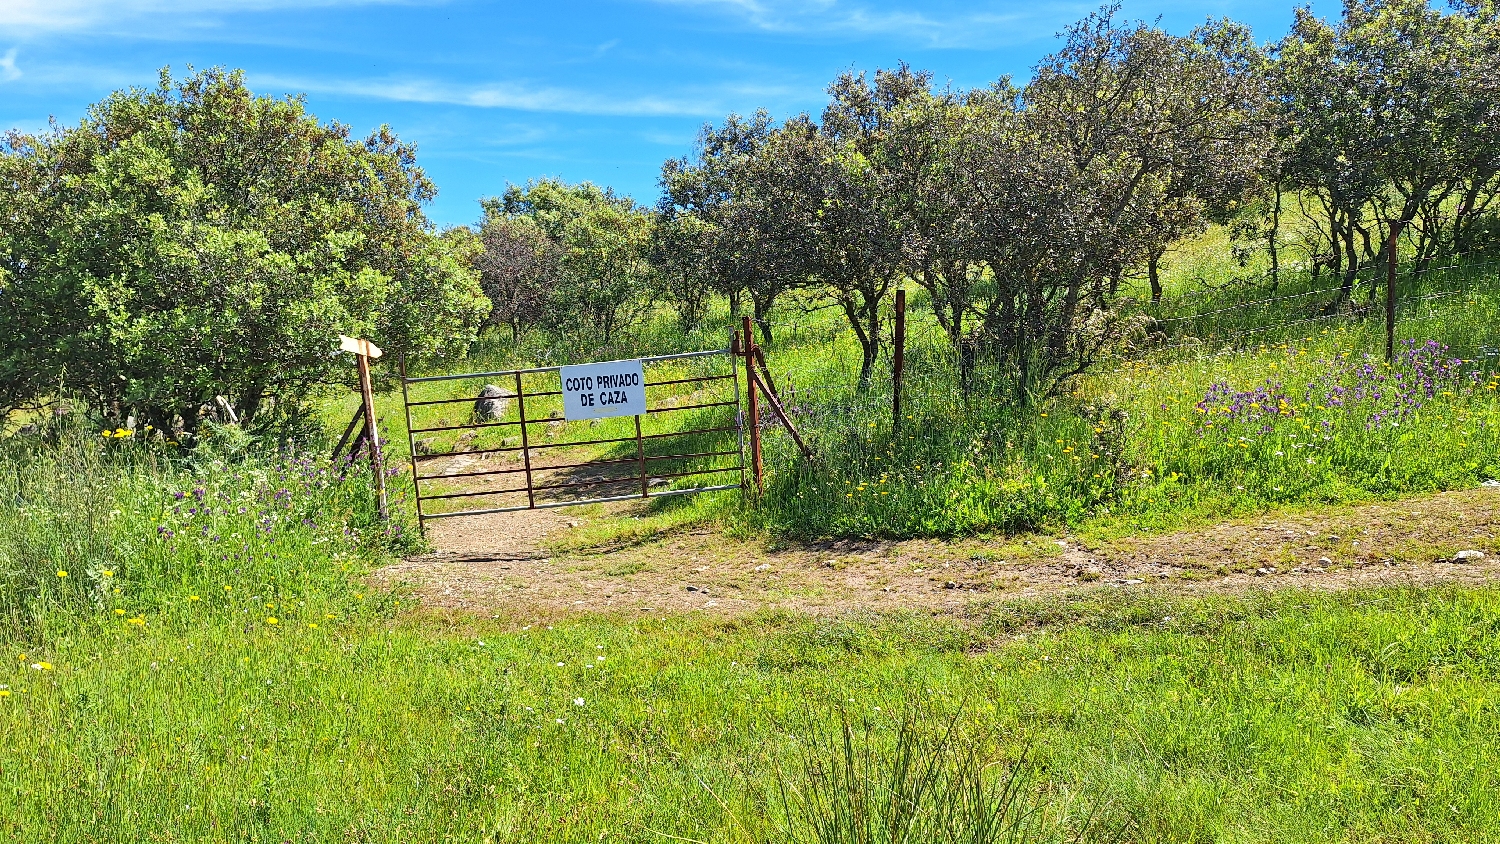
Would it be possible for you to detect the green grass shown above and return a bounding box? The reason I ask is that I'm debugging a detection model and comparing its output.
[6,225,1499,840]
[5,581,1500,841]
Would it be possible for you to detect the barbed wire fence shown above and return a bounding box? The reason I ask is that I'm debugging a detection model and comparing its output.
[740,247,1500,449]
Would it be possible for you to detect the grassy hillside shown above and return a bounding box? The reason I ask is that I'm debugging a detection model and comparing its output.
[4,228,1500,841]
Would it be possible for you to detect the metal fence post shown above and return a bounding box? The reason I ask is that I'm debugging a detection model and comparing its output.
[1386,222,1402,364]
[742,315,763,495]
[399,355,422,535]
[893,288,906,433]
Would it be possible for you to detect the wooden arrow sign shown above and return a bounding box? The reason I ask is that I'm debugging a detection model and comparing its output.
[339,335,383,359]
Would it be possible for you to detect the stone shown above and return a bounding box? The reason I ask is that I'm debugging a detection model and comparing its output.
[1124,578,1144,585]
[472,385,514,422]
[1482,480,1500,488]
[1453,550,1486,563]
[1318,556,1333,565]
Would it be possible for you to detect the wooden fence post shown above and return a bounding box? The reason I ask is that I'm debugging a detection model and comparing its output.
[341,335,387,521]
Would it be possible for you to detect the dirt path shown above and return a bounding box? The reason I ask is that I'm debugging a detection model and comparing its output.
[374,487,1500,618]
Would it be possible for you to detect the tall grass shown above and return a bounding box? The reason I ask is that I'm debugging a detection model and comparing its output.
[779,709,1123,844]
[741,262,1500,539]
[0,420,414,640]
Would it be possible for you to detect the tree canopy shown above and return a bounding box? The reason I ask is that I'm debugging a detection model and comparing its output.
[0,68,488,432]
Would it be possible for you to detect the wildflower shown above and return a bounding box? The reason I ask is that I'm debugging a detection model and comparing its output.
[56,570,67,578]
[574,697,585,706]
[266,617,278,625]
[308,623,318,629]
[114,609,126,616]
[30,662,51,671]
[0,690,9,697]
[102,569,113,577]
[188,595,200,602]
[127,616,145,625]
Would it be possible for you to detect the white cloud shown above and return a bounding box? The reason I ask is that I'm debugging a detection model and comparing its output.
[0,0,422,35]
[0,48,20,82]
[645,0,1092,48]
[253,73,747,117]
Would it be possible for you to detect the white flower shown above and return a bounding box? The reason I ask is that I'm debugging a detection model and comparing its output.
[556,662,565,667]
[574,697,585,706]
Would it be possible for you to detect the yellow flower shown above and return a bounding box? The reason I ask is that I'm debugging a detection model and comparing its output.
[127,616,145,625]
[56,570,67,578]
[188,595,200,602]
[101,569,113,577]
[114,609,125,616]
[0,690,9,697]
[308,623,318,629]
[266,617,278,625]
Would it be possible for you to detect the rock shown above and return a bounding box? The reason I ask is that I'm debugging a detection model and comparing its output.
[1482,480,1500,488]
[685,585,699,592]
[1318,556,1333,565]
[1124,578,1144,585]
[1453,550,1486,563]
[413,438,438,455]
[1256,567,1276,575]
[944,581,959,589]
[472,385,514,422]
[753,564,770,572]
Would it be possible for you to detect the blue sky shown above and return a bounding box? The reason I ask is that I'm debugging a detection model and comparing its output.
[0,0,1334,228]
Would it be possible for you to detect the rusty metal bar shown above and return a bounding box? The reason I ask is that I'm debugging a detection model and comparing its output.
[742,316,762,495]
[645,399,737,415]
[419,465,746,502]
[414,449,743,483]
[409,419,523,435]
[894,287,906,432]
[750,366,814,461]
[635,415,647,498]
[403,395,500,408]
[400,355,423,535]
[752,346,779,398]
[731,329,746,492]
[514,371,536,509]
[410,424,741,462]
[402,347,729,384]
[419,484,743,520]
[646,374,736,389]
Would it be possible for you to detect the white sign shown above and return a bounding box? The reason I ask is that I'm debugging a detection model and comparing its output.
[560,358,647,421]
[338,335,382,358]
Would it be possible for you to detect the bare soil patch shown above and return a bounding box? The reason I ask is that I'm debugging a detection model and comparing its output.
[374,487,1500,618]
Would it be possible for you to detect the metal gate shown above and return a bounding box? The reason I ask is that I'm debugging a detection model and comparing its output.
[399,347,744,530]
